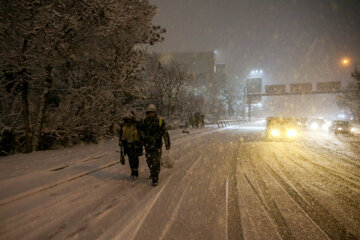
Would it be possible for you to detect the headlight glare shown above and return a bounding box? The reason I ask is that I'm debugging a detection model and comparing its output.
[311,123,319,129]
[287,129,297,137]
[271,130,280,136]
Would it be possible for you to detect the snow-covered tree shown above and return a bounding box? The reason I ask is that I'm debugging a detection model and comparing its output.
[0,0,165,153]
[143,54,195,119]
[337,68,360,120]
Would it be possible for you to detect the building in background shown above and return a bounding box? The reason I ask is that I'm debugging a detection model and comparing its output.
[158,51,226,96]
[214,63,227,91]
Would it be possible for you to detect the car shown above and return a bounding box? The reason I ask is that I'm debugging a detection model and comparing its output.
[294,118,307,128]
[266,117,300,141]
[307,119,326,130]
[331,120,355,135]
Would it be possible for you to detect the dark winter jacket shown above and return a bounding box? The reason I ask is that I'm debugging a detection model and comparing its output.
[141,114,170,152]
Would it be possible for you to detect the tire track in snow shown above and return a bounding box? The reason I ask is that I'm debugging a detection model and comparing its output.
[242,150,296,240]
[0,161,119,206]
[111,175,174,240]
[265,153,358,240]
[227,146,244,240]
[275,148,360,212]
[158,182,191,240]
[277,144,360,186]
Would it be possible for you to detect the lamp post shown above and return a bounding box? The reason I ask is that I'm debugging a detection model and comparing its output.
[341,58,350,66]
[340,57,358,69]
[246,69,263,121]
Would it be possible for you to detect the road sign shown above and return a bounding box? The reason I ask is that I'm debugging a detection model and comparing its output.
[290,83,312,93]
[265,84,286,94]
[316,81,341,92]
[246,78,262,104]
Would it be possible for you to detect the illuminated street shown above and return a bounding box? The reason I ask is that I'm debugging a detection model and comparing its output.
[1,123,359,240]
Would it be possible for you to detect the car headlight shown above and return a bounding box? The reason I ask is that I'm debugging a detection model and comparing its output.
[287,129,297,137]
[311,123,319,129]
[271,130,280,136]
[337,127,343,130]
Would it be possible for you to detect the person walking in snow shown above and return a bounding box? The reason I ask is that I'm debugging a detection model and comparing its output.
[141,104,170,186]
[119,111,143,180]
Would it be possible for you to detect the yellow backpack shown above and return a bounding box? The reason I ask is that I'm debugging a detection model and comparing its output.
[121,123,139,143]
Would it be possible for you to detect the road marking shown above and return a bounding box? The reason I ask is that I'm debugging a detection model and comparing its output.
[113,175,174,240]
[159,182,190,240]
[180,155,203,184]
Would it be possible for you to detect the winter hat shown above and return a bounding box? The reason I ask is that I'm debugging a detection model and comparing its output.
[123,111,136,120]
[146,104,157,113]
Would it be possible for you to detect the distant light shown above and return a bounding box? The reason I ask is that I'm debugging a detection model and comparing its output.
[322,123,330,130]
[338,114,346,119]
[257,103,262,107]
[341,58,350,66]
[250,69,264,76]
[311,122,319,129]
[271,130,280,136]
[214,50,219,54]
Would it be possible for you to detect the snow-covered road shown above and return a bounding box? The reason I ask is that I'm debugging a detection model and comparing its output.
[1,124,359,240]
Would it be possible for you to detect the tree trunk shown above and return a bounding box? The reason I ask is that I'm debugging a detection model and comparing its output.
[21,81,33,152]
[32,88,49,151]
[167,95,172,118]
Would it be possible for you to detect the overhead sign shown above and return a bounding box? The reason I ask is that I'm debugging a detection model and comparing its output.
[316,81,341,92]
[247,78,262,93]
[290,83,312,93]
[265,84,286,94]
[246,78,262,104]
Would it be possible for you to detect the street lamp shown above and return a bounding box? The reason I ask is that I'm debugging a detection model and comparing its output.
[249,69,263,76]
[341,58,350,66]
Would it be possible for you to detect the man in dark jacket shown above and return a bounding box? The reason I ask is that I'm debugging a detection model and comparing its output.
[142,104,170,186]
[119,112,143,180]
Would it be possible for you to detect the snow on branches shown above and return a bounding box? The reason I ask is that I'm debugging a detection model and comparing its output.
[0,0,165,153]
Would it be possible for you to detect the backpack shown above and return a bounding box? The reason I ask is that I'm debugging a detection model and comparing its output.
[121,123,139,143]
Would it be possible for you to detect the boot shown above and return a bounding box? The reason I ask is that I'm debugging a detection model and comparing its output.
[133,169,139,179]
[152,177,158,186]
[130,170,136,180]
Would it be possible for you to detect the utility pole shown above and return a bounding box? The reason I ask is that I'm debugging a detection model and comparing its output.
[243,87,247,120]
[248,95,252,122]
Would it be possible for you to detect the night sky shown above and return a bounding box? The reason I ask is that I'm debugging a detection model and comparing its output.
[150,0,360,85]
[149,0,360,117]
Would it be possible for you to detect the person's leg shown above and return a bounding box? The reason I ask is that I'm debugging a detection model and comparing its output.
[133,155,139,177]
[152,149,162,185]
[146,151,153,178]
[128,147,138,178]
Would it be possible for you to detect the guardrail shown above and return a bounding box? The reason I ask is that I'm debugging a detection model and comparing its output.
[216,120,248,128]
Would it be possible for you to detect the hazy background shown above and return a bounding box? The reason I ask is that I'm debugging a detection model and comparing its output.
[149,0,360,118]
